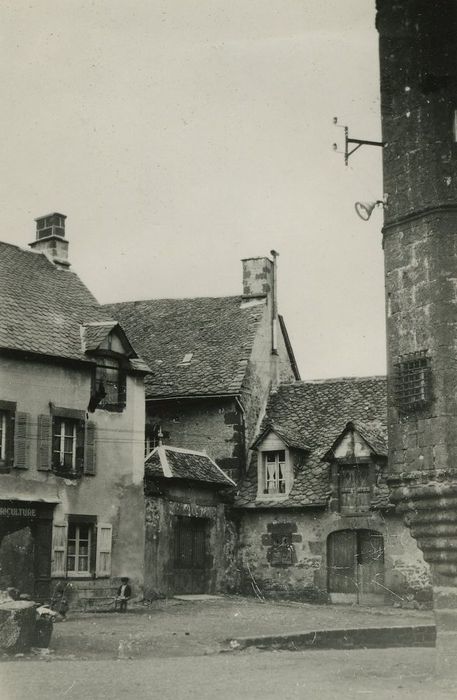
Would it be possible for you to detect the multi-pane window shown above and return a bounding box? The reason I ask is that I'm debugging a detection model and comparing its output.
[394,351,431,413]
[67,523,92,576]
[263,450,286,495]
[94,359,126,411]
[53,418,77,470]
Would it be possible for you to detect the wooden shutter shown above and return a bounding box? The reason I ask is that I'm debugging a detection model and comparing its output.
[96,523,112,577]
[4,412,15,468]
[37,414,52,471]
[51,522,68,577]
[75,420,85,473]
[14,412,30,469]
[84,421,96,475]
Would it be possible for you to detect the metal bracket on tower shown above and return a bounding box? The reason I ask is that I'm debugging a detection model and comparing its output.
[333,117,384,166]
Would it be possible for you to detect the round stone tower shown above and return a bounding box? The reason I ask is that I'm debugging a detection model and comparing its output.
[376,0,457,675]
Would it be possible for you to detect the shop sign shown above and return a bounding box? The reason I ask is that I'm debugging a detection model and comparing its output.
[0,503,37,518]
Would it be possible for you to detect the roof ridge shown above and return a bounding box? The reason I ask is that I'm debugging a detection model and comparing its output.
[103,294,242,306]
[278,375,387,387]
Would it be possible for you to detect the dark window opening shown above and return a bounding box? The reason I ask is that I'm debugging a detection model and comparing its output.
[93,358,126,412]
[394,351,431,413]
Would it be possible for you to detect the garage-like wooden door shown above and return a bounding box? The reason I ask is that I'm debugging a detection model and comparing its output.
[327,529,384,605]
[173,516,210,594]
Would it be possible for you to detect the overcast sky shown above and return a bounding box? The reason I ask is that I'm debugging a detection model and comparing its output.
[1,0,385,380]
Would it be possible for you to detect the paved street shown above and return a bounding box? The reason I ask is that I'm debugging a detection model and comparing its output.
[1,648,456,700]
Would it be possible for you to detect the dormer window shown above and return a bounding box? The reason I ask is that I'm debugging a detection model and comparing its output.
[264,450,286,495]
[94,358,126,412]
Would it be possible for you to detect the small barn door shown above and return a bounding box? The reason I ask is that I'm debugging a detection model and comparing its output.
[357,530,385,605]
[173,516,209,594]
[327,530,358,603]
[327,529,385,605]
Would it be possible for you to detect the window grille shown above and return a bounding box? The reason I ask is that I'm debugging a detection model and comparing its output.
[394,351,431,413]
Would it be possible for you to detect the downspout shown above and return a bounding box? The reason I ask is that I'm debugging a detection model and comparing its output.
[234,395,247,478]
[270,250,280,387]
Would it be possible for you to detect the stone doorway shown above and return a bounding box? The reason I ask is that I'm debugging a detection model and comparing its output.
[327,529,385,605]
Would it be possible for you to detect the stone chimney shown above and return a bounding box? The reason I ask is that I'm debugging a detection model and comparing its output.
[241,256,273,299]
[29,213,70,269]
[242,254,279,359]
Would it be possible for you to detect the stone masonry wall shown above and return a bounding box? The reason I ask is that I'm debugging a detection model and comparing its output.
[238,509,431,606]
[377,0,457,476]
[146,397,243,483]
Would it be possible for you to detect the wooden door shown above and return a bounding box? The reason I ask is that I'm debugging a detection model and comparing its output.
[173,516,209,594]
[327,529,385,605]
[357,530,384,605]
[327,530,357,601]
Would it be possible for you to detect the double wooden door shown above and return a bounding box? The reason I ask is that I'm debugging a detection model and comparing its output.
[173,516,210,594]
[327,529,384,605]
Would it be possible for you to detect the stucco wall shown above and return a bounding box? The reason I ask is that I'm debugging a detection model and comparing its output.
[238,508,431,606]
[0,355,145,595]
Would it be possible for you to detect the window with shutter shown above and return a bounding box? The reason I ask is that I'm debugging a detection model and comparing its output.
[67,522,92,576]
[51,416,84,477]
[96,523,112,577]
[51,522,68,577]
[0,401,16,472]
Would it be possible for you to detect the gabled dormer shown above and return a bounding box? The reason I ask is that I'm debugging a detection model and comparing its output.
[252,425,310,500]
[323,421,387,515]
[82,322,140,412]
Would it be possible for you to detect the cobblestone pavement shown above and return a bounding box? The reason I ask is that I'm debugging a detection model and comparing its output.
[20,595,433,661]
[1,648,455,700]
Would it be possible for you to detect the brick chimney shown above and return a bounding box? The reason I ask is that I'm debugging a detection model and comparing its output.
[29,213,70,269]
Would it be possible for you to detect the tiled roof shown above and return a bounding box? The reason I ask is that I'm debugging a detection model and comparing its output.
[103,296,267,397]
[145,445,235,486]
[236,376,387,508]
[0,241,148,372]
[81,322,117,352]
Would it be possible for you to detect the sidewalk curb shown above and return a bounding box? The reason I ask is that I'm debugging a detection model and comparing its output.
[226,624,436,652]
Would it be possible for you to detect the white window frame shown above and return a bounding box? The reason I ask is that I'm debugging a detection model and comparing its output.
[53,418,77,470]
[66,522,92,577]
[257,448,291,500]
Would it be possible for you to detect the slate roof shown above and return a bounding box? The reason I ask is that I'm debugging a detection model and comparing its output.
[236,376,387,509]
[81,322,117,352]
[0,241,147,371]
[145,445,235,487]
[103,296,268,397]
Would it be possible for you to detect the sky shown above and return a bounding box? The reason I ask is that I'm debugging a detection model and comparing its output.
[0,0,385,380]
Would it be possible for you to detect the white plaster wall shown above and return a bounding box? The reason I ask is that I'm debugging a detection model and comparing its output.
[0,355,145,589]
